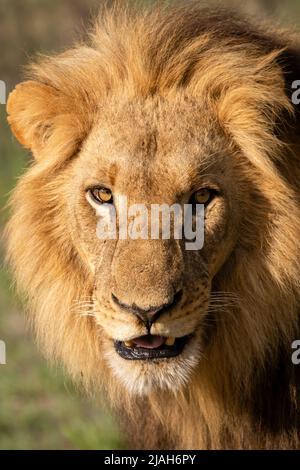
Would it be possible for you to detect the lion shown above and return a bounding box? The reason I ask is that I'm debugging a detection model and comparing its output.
[5,2,300,449]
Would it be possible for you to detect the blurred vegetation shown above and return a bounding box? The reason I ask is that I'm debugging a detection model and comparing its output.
[0,0,299,450]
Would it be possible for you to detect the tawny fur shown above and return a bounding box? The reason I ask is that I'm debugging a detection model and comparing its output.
[5,2,300,449]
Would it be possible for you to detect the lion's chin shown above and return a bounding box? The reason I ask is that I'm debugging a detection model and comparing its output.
[103,334,201,395]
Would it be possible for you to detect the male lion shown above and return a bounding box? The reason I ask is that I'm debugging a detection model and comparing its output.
[5,3,300,449]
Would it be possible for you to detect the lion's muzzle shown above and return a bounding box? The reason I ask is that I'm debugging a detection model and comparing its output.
[111,289,183,328]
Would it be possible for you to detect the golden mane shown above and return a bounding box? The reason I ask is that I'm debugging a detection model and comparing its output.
[6,3,300,448]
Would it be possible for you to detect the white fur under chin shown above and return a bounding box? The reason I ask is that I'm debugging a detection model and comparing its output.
[104,339,201,395]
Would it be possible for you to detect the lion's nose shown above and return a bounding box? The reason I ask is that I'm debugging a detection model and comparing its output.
[111,290,183,328]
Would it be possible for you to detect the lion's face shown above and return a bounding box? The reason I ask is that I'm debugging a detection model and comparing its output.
[62,96,240,393]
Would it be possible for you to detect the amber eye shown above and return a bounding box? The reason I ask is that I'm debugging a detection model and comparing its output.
[190,188,216,207]
[89,187,113,204]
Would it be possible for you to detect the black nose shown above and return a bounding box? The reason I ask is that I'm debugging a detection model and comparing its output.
[111,290,183,327]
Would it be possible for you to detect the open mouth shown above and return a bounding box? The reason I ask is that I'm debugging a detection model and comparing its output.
[114,334,190,360]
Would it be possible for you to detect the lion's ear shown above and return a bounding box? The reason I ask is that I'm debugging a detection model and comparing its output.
[7,81,87,161]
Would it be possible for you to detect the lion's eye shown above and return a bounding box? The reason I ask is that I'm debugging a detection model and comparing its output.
[89,187,113,204]
[190,188,216,207]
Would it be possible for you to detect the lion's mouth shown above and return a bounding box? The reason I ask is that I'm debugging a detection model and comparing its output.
[114,334,190,360]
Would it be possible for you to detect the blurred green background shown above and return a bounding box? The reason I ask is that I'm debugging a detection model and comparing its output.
[0,0,299,450]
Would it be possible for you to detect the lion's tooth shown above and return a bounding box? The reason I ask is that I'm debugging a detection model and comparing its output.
[165,337,175,346]
[124,340,134,348]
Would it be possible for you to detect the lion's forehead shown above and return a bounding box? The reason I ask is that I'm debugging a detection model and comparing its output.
[78,96,228,192]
